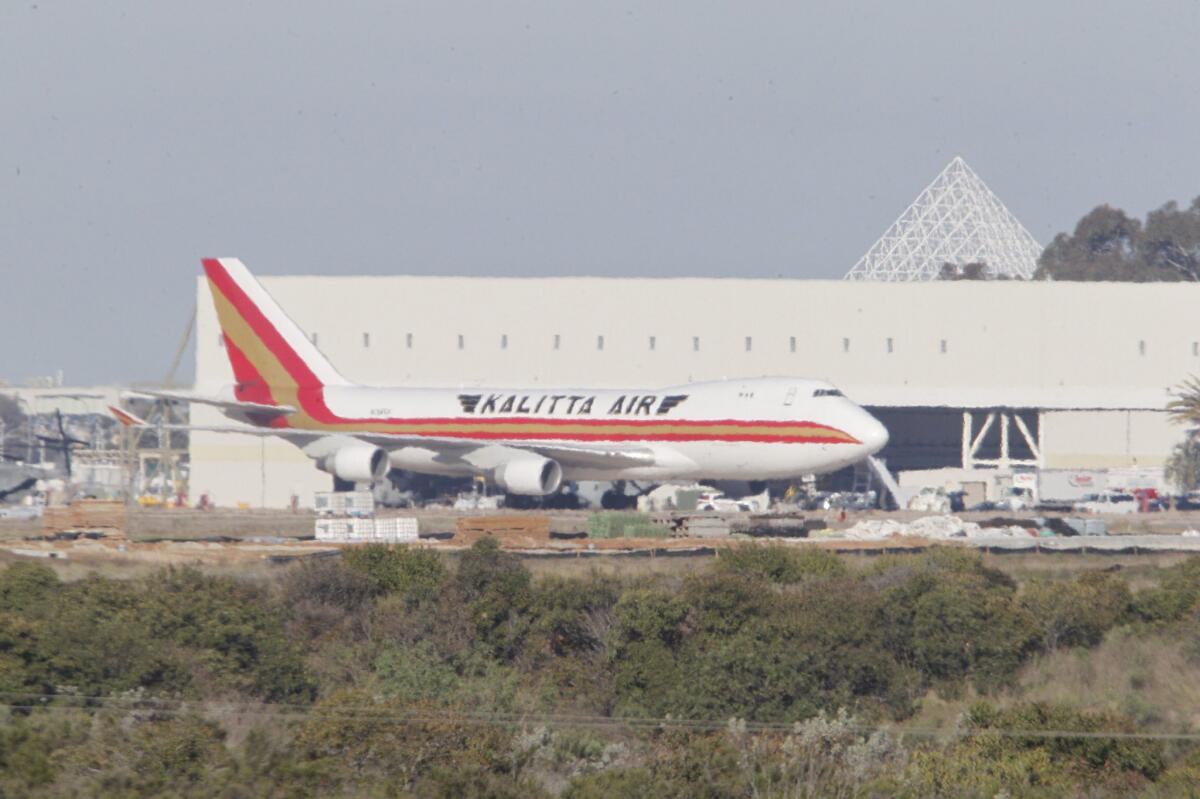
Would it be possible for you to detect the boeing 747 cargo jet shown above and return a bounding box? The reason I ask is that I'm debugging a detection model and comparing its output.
[123,258,888,497]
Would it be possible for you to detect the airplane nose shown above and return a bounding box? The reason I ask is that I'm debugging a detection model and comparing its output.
[858,415,889,455]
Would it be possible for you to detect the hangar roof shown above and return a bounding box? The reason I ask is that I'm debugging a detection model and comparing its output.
[195,275,1198,413]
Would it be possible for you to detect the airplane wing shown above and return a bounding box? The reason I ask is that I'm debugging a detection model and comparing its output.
[517,442,656,469]
[108,407,658,467]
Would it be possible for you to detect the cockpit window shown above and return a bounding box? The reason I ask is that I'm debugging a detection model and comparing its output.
[813,388,843,397]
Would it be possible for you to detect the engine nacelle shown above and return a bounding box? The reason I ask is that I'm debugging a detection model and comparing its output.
[493,456,563,496]
[320,445,389,483]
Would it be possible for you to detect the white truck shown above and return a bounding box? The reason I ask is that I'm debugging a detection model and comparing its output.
[1035,469,1108,510]
[1073,491,1139,515]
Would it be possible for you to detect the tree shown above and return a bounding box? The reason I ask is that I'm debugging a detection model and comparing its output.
[1036,205,1147,281]
[1168,375,1200,427]
[937,261,993,280]
[1165,439,1200,493]
[1036,198,1200,281]
[1141,198,1200,281]
[1165,376,1200,492]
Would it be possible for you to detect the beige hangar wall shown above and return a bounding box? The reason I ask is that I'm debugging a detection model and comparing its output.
[189,274,1200,507]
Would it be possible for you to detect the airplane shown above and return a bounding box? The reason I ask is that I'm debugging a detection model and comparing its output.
[119,258,889,499]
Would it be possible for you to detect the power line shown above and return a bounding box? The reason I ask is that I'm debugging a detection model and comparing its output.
[0,693,1195,742]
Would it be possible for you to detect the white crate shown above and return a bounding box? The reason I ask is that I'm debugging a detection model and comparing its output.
[374,516,419,535]
[315,518,352,540]
[314,490,376,517]
[373,516,419,543]
[316,516,418,543]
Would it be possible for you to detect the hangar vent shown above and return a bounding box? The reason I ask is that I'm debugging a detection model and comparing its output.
[844,156,1042,282]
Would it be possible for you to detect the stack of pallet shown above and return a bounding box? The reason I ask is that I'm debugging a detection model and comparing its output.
[43,500,127,535]
[587,512,669,540]
[455,515,551,547]
[314,491,418,543]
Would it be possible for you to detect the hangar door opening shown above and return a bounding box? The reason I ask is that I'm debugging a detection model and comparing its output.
[866,407,1041,473]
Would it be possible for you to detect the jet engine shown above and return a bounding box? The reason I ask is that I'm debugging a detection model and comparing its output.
[319,444,390,482]
[493,455,563,496]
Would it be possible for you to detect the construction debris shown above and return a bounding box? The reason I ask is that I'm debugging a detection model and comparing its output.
[835,515,1036,541]
[43,500,127,534]
[455,515,551,547]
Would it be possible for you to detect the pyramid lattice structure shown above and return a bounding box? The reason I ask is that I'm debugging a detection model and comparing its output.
[844,157,1042,281]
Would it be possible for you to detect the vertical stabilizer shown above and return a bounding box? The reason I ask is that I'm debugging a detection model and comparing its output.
[202,258,351,400]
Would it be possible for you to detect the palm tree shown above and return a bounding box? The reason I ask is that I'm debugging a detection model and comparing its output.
[1167,375,1200,427]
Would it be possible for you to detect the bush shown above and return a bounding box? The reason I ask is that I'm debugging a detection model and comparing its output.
[875,551,1039,693]
[967,701,1165,780]
[139,568,314,701]
[0,562,59,612]
[715,544,847,583]
[295,690,518,791]
[528,574,620,659]
[1134,557,1200,623]
[341,544,448,607]
[282,556,377,612]
[1021,570,1132,649]
[454,539,533,660]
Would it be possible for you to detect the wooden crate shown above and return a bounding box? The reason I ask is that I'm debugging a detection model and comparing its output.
[43,500,127,534]
[455,515,551,546]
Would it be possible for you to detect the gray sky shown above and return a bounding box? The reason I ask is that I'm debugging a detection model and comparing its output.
[3,1,1199,386]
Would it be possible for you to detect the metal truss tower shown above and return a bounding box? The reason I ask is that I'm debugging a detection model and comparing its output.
[844,156,1042,281]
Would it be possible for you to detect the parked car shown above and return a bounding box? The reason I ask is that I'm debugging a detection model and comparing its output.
[697,492,762,512]
[822,491,878,511]
[1073,491,1139,515]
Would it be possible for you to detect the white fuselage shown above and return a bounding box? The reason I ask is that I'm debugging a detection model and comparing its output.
[290,376,888,483]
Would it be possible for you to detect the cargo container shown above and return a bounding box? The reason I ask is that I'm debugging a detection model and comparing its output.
[314,490,375,518]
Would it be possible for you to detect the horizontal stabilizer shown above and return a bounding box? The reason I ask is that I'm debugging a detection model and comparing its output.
[108,406,146,427]
[123,389,296,418]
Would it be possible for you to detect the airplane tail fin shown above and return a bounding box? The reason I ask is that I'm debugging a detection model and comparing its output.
[108,405,147,427]
[201,258,351,403]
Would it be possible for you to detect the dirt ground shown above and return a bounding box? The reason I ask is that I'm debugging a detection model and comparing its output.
[3,505,1200,578]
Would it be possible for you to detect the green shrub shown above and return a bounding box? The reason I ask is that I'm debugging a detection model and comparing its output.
[0,562,59,612]
[1134,557,1200,623]
[715,544,847,583]
[282,556,377,612]
[140,568,314,701]
[874,551,1038,693]
[528,574,620,658]
[1021,570,1133,649]
[341,544,448,607]
[454,539,533,660]
[966,701,1166,780]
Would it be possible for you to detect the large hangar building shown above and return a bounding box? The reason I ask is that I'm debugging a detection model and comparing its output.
[189,275,1197,508]
[188,159,1196,508]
